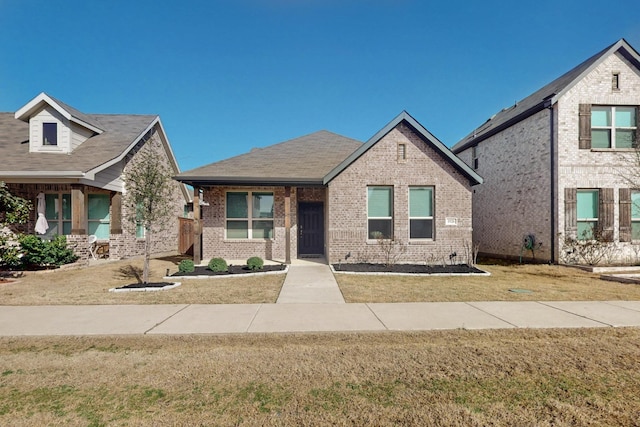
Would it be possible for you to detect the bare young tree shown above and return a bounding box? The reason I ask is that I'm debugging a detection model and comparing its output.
[122,138,175,284]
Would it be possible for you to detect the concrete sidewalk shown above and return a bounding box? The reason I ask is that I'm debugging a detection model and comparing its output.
[276,258,345,304]
[1,300,639,336]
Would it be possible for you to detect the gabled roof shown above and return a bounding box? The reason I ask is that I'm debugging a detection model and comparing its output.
[324,111,482,186]
[452,38,640,153]
[175,130,363,186]
[14,92,105,134]
[0,112,159,178]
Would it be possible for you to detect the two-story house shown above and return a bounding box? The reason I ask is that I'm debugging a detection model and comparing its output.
[453,39,640,264]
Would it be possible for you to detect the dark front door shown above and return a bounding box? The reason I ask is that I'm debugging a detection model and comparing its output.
[298,202,324,256]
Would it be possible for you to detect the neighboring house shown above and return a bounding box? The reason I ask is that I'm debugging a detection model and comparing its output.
[175,111,482,265]
[452,39,640,264]
[0,92,189,261]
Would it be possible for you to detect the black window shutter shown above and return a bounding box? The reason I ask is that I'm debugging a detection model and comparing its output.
[579,104,591,149]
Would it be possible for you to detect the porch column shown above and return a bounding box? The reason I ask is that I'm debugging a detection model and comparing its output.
[70,184,86,234]
[193,186,202,265]
[110,192,123,234]
[284,186,291,264]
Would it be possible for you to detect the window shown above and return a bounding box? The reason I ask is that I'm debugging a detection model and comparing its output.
[135,203,145,238]
[367,186,393,239]
[409,187,434,239]
[44,193,71,236]
[632,191,640,240]
[577,189,599,239]
[43,123,58,145]
[88,194,110,240]
[591,106,637,148]
[226,191,274,239]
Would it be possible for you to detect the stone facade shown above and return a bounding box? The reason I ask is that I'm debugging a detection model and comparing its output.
[327,123,474,264]
[457,48,640,264]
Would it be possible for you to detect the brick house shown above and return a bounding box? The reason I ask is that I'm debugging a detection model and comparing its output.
[0,92,189,261]
[452,39,640,264]
[175,111,482,265]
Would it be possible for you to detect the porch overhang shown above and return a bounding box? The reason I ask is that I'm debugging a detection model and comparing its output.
[174,176,327,187]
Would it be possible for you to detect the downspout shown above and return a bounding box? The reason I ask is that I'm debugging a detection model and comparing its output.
[547,101,556,263]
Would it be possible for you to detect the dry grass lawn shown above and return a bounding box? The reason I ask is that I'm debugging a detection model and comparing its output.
[1,328,639,425]
[3,258,640,305]
[0,257,284,305]
[337,262,640,303]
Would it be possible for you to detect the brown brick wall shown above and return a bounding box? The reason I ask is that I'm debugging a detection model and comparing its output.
[327,123,474,264]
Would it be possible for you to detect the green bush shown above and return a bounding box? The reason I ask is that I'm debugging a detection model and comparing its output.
[208,257,228,272]
[247,256,264,271]
[178,259,195,273]
[18,235,78,269]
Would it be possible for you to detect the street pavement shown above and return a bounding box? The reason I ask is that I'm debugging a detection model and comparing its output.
[1,260,640,336]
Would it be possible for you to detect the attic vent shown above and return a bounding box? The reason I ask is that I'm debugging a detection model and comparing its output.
[397,143,407,162]
[612,72,620,91]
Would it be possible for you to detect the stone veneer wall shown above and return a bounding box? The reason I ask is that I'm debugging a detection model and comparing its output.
[326,122,474,264]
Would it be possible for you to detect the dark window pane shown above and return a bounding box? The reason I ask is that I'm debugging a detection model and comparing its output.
[43,123,57,145]
[410,219,433,239]
[368,219,392,239]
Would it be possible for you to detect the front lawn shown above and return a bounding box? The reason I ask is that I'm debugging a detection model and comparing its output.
[1,329,639,425]
[336,262,640,303]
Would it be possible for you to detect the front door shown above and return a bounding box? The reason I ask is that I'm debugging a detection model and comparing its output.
[298,202,324,257]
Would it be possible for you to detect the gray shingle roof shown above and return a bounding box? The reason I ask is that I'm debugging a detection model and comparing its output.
[0,112,157,176]
[452,39,640,153]
[175,130,363,186]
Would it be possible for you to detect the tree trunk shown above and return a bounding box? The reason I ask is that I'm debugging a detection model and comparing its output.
[143,226,151,284]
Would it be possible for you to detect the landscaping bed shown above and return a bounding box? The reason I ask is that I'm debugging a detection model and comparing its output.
[332,263,486,274]
[170,264,287,277]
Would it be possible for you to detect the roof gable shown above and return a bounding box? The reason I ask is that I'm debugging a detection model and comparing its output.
[14,92,104,134]
[452,38,640,153]
[324,111,482,185]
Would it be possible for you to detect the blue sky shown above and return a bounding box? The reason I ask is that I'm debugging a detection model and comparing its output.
[1,0,639,172]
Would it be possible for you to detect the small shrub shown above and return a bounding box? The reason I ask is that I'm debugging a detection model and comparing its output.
[247,256,264,271]
[18,235,78,269]
[208,257,228,272]
[178,259,195,273]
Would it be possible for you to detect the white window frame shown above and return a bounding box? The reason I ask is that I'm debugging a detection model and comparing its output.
[591,106,637,149]
[42,122,59,146]
[632,190,640,241]
[577,189,599,240]
[225,190,274,240]
[408,186,434,240]
[367,186,394,240]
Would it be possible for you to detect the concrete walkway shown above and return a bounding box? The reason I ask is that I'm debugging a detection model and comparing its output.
[276,258,345,304]
[1,301,639,336]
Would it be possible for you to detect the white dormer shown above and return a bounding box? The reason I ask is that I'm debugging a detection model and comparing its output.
[14,92,103,154]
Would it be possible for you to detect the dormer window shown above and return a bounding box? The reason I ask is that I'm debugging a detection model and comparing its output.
[43,123,58,146]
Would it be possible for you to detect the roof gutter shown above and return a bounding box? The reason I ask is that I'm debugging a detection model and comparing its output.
[174,177,326,187]
[453,100,551,154]
[0,171,85,178]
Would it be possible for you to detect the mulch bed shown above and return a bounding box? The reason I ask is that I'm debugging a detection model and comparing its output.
[171,265,287,277]
[117,282,176,289]
[332,263,485,274]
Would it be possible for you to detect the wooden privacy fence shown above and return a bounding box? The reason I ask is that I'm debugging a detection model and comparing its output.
[178,217,194,255]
